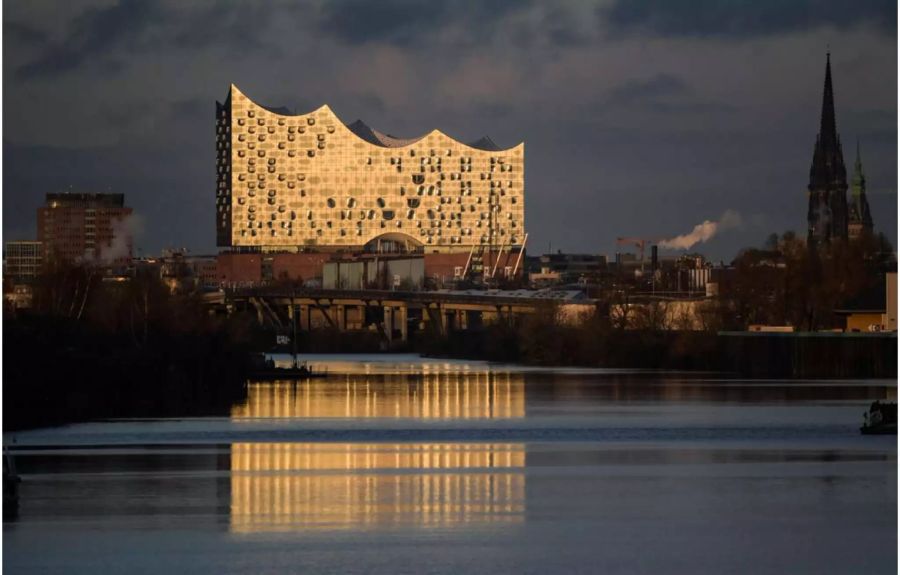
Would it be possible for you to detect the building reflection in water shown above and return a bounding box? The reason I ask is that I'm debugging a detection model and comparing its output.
[229,369,526,532]
[230,443,526,533]
[231,370,525,420]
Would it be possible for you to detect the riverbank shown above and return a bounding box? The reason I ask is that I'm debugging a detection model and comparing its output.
[299,320,893,378]
[420,328,896,378]
[6,318,894,433]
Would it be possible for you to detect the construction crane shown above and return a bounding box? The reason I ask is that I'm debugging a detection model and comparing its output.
[616,237,652,264]
[615,237,665,275]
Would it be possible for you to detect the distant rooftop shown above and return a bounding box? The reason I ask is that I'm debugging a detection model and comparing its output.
[44,193,126,208]
[435,288,588,301]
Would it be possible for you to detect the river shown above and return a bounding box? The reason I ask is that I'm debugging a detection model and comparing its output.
[3,354,896,574]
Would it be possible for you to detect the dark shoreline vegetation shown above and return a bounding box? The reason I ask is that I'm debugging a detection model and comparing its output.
[416,319,896,378]
[5,316,253,431]
[4,268,262,431]
[280,307,896,379]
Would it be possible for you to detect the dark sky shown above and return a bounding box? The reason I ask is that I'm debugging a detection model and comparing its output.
[3,0,897,260]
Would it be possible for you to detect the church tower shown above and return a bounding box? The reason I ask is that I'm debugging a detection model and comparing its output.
[807,53,849,248]
[848,141,874,240]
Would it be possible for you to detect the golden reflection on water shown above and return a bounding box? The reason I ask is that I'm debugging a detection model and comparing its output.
[229,443,526,533]
[231,371,525,419]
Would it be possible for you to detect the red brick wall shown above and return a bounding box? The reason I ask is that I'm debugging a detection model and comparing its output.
[216,253,261,285]
[423,253,469,281]
[271,253,332,282]
[424,250,522,283]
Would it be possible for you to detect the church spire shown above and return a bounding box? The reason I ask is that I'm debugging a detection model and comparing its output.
[807,52,849,246]
[809,52,846,190]
[820,53,837,147]
[851,139,865,195]
[848,139,874,239]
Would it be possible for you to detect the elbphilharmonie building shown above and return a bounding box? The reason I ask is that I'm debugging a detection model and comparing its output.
[216,85,525,254]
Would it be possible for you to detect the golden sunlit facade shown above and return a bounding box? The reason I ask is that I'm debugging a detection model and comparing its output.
[216,85,525,252]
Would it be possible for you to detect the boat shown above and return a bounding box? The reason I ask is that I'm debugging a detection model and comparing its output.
[248,294,329,381]
[248,356,328,381]
[860,401,897,435]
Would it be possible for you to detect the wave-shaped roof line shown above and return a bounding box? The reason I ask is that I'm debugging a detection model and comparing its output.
[346,119,426,148]
[228,84,522,153]
[467,136,501,151]
[262,104,292,115]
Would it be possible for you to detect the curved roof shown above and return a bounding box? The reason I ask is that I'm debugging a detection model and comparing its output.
[226,84,521,153]
[346,119,426,148]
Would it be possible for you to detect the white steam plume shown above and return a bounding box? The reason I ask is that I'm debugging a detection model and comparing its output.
[658,210,742,250]
[100,213,144,263]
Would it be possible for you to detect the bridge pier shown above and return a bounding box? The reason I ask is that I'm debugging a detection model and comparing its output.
[384,305,394,343]
[297,304,312,331]
[398,305,408,342]
[335,304,346,331]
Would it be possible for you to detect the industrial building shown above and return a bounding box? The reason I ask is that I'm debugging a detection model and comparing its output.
[4,240,43,283]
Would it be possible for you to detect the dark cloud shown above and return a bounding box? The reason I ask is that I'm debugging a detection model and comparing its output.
[531,4,594,48]
[607,74,687,106]
[170,1,283,55]
[169,98,207,120]
[319,0,436,45]
[15,0,166,80]
[346,93,387,116]
[603,74,733,116]
[12,0,293,81]
[319,0,530,45]
[4,20,50,47]
[603,0,897,38]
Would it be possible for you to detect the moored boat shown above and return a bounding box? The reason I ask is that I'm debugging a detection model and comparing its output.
[248,354,327,380]
[860,401,897,435]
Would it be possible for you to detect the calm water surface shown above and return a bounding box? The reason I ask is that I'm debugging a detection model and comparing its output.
[4,354,897,574]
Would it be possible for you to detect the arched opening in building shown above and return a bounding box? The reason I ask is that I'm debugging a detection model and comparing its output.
[363,233,424,255]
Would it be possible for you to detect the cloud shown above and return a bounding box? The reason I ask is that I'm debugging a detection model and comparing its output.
[319,0,436,45]
[602,74,733,116]
[318,0,530,45]
[16,0,166,80]
[169,1,282,54]
[4,20,50,47]
[606,74,687,105]
[13,0,290,81]
[602,0,897,38]
[541,3,594,47]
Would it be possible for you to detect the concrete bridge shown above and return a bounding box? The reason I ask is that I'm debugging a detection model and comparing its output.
[209,287,595,343]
